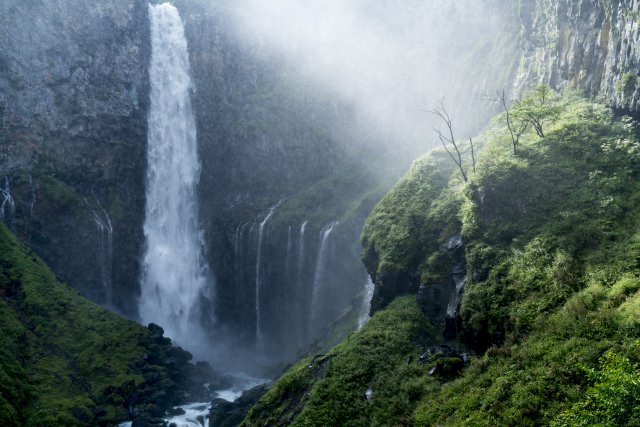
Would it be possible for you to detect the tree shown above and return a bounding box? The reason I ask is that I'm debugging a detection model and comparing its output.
[426,100,475,182]
[516,85,561,138]
[489,86,562,155]
[489,90,529,155]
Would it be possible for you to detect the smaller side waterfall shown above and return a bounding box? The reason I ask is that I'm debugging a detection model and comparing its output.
[255,201,282,351]
[90,198,113,307]
[357,275,375,329]
[0,176,15,221]
[28,175,36,219]
[310,221,338,329]
[297,220,308,284]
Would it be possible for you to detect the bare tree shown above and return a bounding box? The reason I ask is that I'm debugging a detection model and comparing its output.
[469,137,476,174]
[426,100,469,182]
[489,90,529,155]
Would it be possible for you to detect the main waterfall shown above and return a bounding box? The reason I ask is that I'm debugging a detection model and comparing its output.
[139,3,210,353]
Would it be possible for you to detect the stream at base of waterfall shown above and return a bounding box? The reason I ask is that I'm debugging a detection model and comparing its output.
[118,374,267,427]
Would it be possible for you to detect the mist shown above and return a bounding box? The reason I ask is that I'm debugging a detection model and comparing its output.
[226,0,513,158]
[179,0,521,376]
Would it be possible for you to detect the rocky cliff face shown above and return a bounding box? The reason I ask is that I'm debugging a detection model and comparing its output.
[0,0,150,316]
[516,0,640,110]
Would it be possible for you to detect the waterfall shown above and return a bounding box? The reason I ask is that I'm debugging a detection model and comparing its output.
[297,220,308,284]
[310,221,338,328]
[234,222,246,277]
[0,176,15,221]
[255,201,281,351]
[357,275,375,329]
[28,175,36,219]
[91,197,113,307]
[139,3,210,351]
[446,273,466,318]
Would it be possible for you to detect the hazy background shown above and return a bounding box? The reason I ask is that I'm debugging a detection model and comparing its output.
[227,0,516,159]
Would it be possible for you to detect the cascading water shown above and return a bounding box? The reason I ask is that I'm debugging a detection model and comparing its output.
[357,275,375,329]
[0,176,15,221]
[255,201,281,351]
[310,221,338,329]
[297,220,308,283]
[28,175,36,219]
[90,198,113,307]
[139,3,210,353]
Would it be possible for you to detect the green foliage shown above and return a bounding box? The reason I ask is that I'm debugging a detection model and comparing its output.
[242,297,435,426]
[616,72,638,99]
[272,166,392,229]
[417,94,640,425]
[360,150,461,308]
[512,85,564,138]
[254,92,640,426]
[553,346,640,427]
[0,224,186,425]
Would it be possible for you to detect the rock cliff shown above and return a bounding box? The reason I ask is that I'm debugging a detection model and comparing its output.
[517,0,640,110]
[0,0,150,316]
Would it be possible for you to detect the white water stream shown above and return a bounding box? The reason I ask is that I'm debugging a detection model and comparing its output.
[310,221,337,328]
[139,3,210,352]
[255,201,281,351]
[358,275,375,329]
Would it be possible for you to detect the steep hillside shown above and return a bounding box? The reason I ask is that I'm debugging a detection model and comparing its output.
[0,224,212,426]
[243,92,640,426]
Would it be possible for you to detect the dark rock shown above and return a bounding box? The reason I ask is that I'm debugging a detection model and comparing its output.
[92,406,108,418]
[209,384,269,427]
[166,407,185,417]
[147,323,165,340]
[420,344,471,382]
[70,406,91,424]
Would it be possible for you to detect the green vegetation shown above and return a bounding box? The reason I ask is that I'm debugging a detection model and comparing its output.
[616,72,638,100]
[361,150,459,309]
[243,296,435,426]
[272,167,392,229]
[246,91,640,426]
[0,223,194,426]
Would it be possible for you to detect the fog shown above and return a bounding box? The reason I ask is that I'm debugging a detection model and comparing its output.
[180,0,520,376]
[227,0,513,157]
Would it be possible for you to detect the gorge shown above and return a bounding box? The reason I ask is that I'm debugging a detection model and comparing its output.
[2,0,640,426]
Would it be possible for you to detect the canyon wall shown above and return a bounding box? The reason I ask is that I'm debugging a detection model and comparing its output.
[0,0,150,315]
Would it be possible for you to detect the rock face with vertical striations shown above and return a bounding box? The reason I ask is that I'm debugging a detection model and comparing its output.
[516,0,640,110]
[0,0,150,316]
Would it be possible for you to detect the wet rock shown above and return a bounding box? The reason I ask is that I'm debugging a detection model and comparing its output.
[209,384,268,427]
[420,344,471,382]
[148,323,164,340]
[365,387,374,402]
[131,412,166,427]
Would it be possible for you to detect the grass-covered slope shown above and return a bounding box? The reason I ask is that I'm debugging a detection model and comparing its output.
[0,223,199,426]
[242,296,436,426]
[244,93,640,426]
